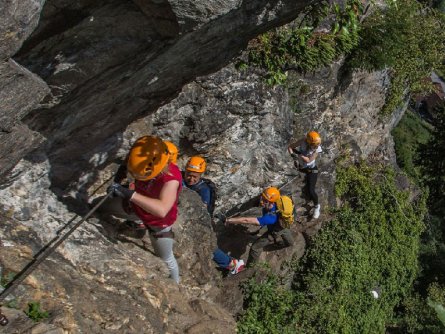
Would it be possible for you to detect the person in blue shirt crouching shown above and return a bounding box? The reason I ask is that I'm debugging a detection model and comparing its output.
[225,186,294,267]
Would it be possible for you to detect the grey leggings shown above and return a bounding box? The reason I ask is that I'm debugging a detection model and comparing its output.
[148,226,180,283]
[97,196,180,283]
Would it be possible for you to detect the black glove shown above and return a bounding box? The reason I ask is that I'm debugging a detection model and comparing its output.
[217,213,227,225]
[108,183,135,200]
[289,148,302,159]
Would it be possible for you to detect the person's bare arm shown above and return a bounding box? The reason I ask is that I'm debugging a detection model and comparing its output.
[226,216,260,226]
[130,180,179,218]
[305,151,318,163]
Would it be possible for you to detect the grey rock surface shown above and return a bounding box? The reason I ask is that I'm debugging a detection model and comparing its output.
[0,59,49,181]
[133,0,243,35]
[149,65,295,213]
[0,0,45,58]
[0,60,48,130]
[0,156,234,333]
[1,0,312,181]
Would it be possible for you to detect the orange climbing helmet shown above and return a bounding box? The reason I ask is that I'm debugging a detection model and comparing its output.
[127,136,169,181]
[164,141,178,164]
[186,156,206,173]
[261,187,280,203]
[306,131,321,146]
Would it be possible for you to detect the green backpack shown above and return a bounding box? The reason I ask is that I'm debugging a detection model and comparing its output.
[276,195,295,228]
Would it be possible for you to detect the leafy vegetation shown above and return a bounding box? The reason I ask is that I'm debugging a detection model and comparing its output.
[385,102,445,331]
[244,0,445,115]
[417,103,445,213]
[24,302,49,322]
[428,283,445,327]
[238,271,294,334]
[391,290,445,333]
[391,109,433,180]
[2,273,49,320]
[242,0,363,85]
[348,0,445,114]
[0,271,15,288]
[393,103,445,285]
[238,163,426,333]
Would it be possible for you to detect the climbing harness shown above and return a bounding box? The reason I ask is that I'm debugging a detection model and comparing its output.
[299,167,318,174]
[149,229,175,239]
[0,191,113,325]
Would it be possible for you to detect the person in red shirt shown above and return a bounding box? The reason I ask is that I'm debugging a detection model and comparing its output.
[108,136,182,283]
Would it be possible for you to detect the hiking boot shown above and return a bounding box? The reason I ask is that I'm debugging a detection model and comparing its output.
[228,259,245,275]
[313,204,321,219]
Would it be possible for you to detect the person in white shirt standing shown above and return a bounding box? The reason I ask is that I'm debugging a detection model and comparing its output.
[288,131,323,219]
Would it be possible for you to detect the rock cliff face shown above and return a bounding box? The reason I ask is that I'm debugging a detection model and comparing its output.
[0,155,233,333]
[1,0,312,184]
[0,0,404,333]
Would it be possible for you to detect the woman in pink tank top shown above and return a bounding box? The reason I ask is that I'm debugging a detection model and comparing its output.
[108,136,182,283]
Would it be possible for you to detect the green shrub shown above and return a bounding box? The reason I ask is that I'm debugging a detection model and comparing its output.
[391,109,433,180]
[417,103,445,213]
[392,291,445,333]
[24,302,49,322]
[348,0,445,115]
[427,283,445,329]
[244,0,445,113]
[291,163,426,333]
[0,271,15,288]
[390,102,445,333]
[243,0,362,85]
[238,271,295,334]
[238,163,426,333]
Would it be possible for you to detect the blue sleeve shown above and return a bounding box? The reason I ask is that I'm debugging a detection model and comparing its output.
[257,213,278,226]
[199,186,212,209]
